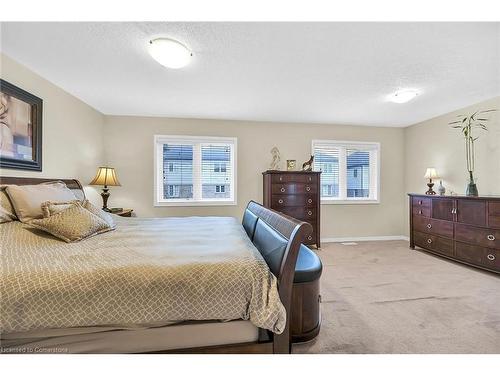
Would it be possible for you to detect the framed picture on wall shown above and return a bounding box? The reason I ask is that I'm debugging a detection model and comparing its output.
[0,79,42,171]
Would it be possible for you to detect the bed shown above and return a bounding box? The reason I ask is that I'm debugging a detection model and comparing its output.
[0,177,312,354]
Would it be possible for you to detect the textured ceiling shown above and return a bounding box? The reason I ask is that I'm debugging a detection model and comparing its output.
[1,22,499,127]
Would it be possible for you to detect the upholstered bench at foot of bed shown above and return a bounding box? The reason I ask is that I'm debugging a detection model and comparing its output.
[291,245,322,343]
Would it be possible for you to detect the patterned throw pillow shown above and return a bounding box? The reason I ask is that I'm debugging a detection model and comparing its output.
[27,202,114,242]
[41,199,116,229]
[41,200,80,218]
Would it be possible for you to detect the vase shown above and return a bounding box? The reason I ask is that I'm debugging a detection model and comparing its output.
[438,180,446,195]
[466,171,478,197]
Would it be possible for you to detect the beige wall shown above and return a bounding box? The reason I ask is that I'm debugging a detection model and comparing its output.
[404,96,500,234]
[104,116,406,239]
[0,54,105,205]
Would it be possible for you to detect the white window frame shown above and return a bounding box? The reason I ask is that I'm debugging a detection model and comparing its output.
[312,140,380,205]
[154,135,237,206]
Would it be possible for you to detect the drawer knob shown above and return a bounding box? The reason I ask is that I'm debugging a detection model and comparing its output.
[427,223,432,229]
[427,239,433,244]
[279,176,283,181]
[308,199,313,204]
[306,186,311,192]
[418,200,423,205]
[308,210,313,216]
[487,235,495,241]
[308,177,312,181]
[418,210,423,215]
[280,187,285,193]
[278,199,284,204]
[487,254,496,261]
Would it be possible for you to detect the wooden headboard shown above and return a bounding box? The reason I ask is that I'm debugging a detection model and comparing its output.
[0,176,86,200]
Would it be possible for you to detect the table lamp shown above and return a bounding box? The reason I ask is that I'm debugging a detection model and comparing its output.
[89,167,121,211]
[424,168,438,195]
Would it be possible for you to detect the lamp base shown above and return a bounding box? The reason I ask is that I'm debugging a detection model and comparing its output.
[101,186,111,211]
[425,182,436,195]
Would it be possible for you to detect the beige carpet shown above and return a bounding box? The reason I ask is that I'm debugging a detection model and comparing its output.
[292,240,500,354]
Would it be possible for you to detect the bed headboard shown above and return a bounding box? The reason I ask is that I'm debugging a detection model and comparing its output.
[0,176,86,200]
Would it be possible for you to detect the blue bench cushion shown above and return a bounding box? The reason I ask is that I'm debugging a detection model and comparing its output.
[294,244,322,283]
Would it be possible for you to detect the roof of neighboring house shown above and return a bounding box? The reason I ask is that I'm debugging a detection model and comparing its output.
[163,145,230,162]
[315,151,369,169]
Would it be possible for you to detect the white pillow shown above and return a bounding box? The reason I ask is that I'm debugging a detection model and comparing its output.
[6,182,78,223]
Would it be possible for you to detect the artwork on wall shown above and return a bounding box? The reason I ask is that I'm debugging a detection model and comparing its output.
[0,79,43,171]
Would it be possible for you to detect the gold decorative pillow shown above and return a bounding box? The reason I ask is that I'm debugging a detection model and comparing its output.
[27,202,113,242]
[41,199,116,229]
[1,186,17,223]
[41,200,80,218]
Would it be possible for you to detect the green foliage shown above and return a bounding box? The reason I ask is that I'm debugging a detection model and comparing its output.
[449,109,496,173]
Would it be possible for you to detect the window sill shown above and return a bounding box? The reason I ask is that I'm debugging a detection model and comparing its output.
[154,200,237,207]
[321,199,380,205]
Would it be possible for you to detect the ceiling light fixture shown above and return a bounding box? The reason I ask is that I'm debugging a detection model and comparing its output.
[388,89,420,104]
[148,38,192,69]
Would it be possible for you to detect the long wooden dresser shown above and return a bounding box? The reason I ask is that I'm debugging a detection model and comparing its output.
[263,171,321,248]
[408,194,500,273]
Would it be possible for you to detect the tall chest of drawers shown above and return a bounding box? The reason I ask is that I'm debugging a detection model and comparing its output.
[409,194,500,273]
[263,171,321,248]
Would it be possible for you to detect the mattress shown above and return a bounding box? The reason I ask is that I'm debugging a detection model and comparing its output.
[0,216,285,337]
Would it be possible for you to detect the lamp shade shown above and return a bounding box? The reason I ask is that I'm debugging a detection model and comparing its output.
[89,167,121,186]
[424,168,439,179]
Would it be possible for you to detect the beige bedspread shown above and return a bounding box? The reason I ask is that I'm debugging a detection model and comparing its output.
[0,216,286,335]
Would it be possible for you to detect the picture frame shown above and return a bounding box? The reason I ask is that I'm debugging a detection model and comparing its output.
[286,159,296,171]
[0,79,43,171]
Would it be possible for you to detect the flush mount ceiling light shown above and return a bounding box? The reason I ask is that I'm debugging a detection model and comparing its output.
[148,38,192,69]
[387,89,420,104]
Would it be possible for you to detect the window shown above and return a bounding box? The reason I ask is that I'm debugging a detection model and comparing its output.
[154,135,237,206]
[312,140,380,203]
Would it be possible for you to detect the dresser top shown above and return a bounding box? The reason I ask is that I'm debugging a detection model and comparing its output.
[408,193,500,201]
[262,170,321,175]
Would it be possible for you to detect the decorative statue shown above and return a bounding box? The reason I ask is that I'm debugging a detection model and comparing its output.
[269,147,281,170]
[302,155,314,171]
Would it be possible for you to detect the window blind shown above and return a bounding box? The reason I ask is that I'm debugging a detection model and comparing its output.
[312,140,379,202]
[155,136,237,205]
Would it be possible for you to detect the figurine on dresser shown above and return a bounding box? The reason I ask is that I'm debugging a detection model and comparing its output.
[269,146,282,170]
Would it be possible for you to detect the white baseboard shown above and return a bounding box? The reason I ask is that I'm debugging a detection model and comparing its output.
[321,235,410,243]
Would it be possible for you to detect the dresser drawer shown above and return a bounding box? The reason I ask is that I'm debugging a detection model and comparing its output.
[272,195,316,208]
[488,201,500,216]
[271,174,317,183]
[271,183,317,195]
[303,225,317,245]
[414,231,454,257]
[455,242,500,271]
[281,207,317,221]
[413,215,454,238]
[454,223,500,249]
[488,216,500,230]
[412,197,431,208]
[412,205,430,217]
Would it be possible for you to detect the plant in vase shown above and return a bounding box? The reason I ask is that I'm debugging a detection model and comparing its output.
[449,109,496,196]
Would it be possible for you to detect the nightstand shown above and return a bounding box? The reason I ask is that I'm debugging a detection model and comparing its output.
[111,209,133,217]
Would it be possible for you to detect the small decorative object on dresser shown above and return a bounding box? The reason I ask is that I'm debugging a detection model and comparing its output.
[89,167,121,212]
[449,108,497,196]
[286,159,296,171]
[263,170,321,248]
[110,208,133,217]
[301,155,314,171]
[438,180,446,196]
[424,167,438,195]
[269,146,281,170]
[409,193,500,273]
